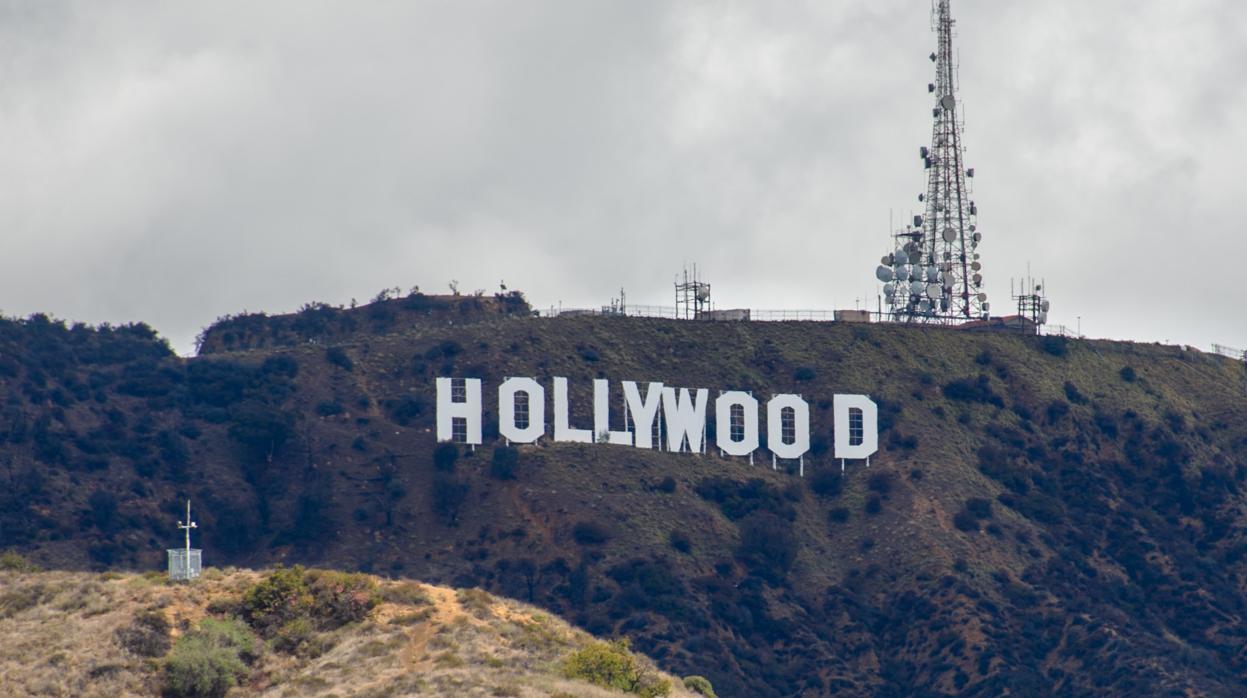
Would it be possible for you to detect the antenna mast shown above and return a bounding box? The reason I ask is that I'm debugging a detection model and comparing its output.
[876,0,988,323]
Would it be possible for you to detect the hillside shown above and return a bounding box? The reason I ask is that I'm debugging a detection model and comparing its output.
[3,299,1247,696]
[0,561,704,697]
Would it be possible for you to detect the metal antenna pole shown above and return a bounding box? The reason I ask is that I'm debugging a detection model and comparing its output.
[178,500,197,579]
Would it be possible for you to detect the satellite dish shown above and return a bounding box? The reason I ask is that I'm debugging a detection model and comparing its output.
[977,293,988,302]
[969,224,977,232]
[982,301,991,313]
[880,255,890,266]
[886,295,896,306]
[971,261,982,271]
[696,287,711,302]
[926,284,941,300]
[972,232,982,243]
[1039,312,1049,324]
[940,95,956,110]
[973,273,983,285]
[935,202,945,212]
[910,280,926,295]
[883,282,896,296]
[1041,300,1051,312]
[942,227,957,243]
[895,264,912,281]
[918,300,932,313]
[876,265,895,283]
[926,267,940,282]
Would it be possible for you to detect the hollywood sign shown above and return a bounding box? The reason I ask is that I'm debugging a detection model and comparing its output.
[435,377,879,464]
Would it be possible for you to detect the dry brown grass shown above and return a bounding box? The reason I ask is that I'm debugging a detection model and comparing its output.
[0,568,698,697]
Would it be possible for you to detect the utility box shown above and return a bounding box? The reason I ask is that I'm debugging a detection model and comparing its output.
[167,548,202,581]
[834,310,872,323]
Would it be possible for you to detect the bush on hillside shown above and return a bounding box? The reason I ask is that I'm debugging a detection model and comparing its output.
[683,675,718,697]
[808,468,843,498]
[117,608,171,658]
[163,617,257,698]
[431,473,469,526]
[1120,365,1137,382]
[573,520,611,546]
[433,443,459,472]
[325,346,353,371]
[490,446,519,480]
[942,375,1005,408]
[1039,335,1068,357]
[736,511,798,581]
[241,566,379,639]
[562,639,671,697]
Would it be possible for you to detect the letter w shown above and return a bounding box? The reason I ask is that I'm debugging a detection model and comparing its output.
[661,387,708,453]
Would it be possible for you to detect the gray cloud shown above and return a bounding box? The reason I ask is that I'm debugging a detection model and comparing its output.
[0,0,1243,354]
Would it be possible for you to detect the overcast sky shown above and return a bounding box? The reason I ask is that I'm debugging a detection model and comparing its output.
[1,0,1244,355]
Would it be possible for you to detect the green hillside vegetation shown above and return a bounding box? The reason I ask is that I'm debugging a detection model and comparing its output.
[0,560,702,697]
[2,295,1247,696]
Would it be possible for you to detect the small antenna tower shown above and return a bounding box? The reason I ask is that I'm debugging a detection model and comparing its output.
[1012,276,1051,335]
[675,265,712,320]
[875,0,988,323]
[167,499,202,581]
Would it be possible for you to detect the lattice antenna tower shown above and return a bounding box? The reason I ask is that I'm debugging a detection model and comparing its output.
[675,265,711,320]
[1012,276,1051,334]
[876,0,988,323]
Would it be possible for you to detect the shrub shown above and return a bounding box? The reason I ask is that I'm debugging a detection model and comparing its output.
[975,350,993,365]
[942,375,1005,408]
[1063,381,1087,405]
[793,366,817,382]
[241,566,312,634]
[562,639,671,697]
[315,401,344,417]
[433,443,459,472]
[953,510,980,532]
[864,496,883,515]
[325,347,353,371]
[1120,366,1137,382]
[669,529,692,554]
[808,468,843,498]
[0,550,39,572]
[490,446,519,480]
[1039,335,1068,357]
[683,675,717,697]
[386,394,429,426]
[828,508,850,524]
[163,617,257,698]
[655,476,677,493]
[306,569,380,627]
[117,609,171,657]
[736,511,798,580]
[431,473,469,526]
[573,521,611,546]
[868,471,895,495]
[965,498,993,519]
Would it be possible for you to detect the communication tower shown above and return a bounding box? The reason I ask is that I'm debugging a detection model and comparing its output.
[1012,277,1051,334]
[167,500,202,581]
[875,0,988,323]
[675,265,712,319]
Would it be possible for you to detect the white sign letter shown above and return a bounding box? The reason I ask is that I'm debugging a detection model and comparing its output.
[553,377,593,443]
[715,391,759,457]
[833,394,879,460]
[623,381,664,449]
[662,387,708,453]
[436,377,482,444]
[594,379,632,445]
[767,394,810,460]
[499,377,545,444]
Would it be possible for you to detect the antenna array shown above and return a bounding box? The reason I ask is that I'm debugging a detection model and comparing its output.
[875,0,988,323]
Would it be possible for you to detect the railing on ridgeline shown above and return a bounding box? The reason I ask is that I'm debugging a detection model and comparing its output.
[1211,344,1247,362]
[538,306,874,323]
